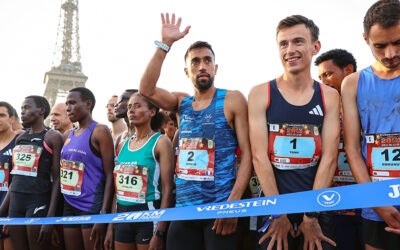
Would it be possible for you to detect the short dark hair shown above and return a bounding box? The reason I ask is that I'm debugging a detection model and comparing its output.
[25,96,50,119]
[364,0,400,38]
[184,41,215,62]
[315,49,357,72]
[0,101,16,118]
[69,87,96,112]
[277,15,319,41]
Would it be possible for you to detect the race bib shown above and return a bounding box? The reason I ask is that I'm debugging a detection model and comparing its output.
[176,137,215,181]
[0,162,10,191]
[333,142,355,183]
[249,174,260,198]
[268,123,321,170]
[60,159,84,196]
[114,164,148,203]
[366,133,400,182]
[11,145,42,177]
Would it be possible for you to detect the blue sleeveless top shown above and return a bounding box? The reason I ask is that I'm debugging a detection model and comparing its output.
[176,88,238,207]
[267,79,325,194]
[357,66,400,221]
[61,122,105,213]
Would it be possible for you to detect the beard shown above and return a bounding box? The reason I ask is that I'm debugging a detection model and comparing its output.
[381,56,400,69]
[195,74,214,91]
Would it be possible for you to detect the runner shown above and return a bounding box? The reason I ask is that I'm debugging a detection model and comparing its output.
[106,95,125,142]
[61,87,114,250]
[0,96,63,250]
[248,15,340,249]
[0,102,18,250]
[50,103,73,135]
[104,93,174,250]
[114,89,138,150]
[315,49,363,250]
[341,0,400,249]
[161,110,177,141]
[139,13,252,250]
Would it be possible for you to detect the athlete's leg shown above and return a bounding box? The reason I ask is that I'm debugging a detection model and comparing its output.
[82,227,95,250]
[27,225,50,250]
[365,245,383,250]
[203,219,236,250]
[3,238,12,250]
[166,220,203,250]
[8,226,28,250]
[115,242,137,250]
[64,227,84,250]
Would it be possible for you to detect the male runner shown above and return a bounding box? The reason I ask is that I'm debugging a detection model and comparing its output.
[114,89,137,148]
[0,102,18,250]
[139,13,252,250]
[1,96,63,250]
[61,87,114,250]
[106,95,125,141]
[341,0,400,249]
[50,103,73,135]
[248,15,340,250]
[315,49,362,250]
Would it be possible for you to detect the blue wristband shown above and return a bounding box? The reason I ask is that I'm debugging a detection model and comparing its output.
[258,214,283,233]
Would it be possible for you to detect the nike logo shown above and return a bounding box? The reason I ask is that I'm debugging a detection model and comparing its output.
[322,194,335,201]
[33,205,46,215]
[142,238,150,242]
[308,105,324,116]
[31,138,42,142]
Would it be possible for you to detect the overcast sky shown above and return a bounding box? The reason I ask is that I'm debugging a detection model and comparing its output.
[0,0,376,125]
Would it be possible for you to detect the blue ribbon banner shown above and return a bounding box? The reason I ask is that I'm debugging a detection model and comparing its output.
[1,179,400,225]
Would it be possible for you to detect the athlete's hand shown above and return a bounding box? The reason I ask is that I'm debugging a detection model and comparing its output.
[160,13,190,46]
[296,216,336,250]
[90,223,106,250]
[259,215,294,250]
[37,224,53,244]
[2,225,8,234]
[104,224,114,250]
[374,206,400,230]
[51,227,61,246]
[149,235,164,250]
[212,217,238,235]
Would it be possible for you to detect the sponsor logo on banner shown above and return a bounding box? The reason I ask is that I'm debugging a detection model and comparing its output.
[317,191,341,207]
[0,218,12,222]
[196,199,277,214]
[112,210,166,222]
[56,216,91,222]
[389,184,400,198]
[24,218,40,224]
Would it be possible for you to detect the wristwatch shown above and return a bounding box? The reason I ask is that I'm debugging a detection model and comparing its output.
[154,230,166,238]
[154,40,170,53]
[305,212,320,218]
[99,210,107,215]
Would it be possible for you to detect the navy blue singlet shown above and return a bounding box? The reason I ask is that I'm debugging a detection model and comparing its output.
[267,79,325,194]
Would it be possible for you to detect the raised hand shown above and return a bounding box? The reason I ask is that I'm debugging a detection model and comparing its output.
[161,13,191,46]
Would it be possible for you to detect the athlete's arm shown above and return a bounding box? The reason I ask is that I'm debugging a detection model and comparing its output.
[313,84,340,189]
[91,124,115,249]
[150,135,174,250]
[297,85,339,249]
[225,90,252,201]
[37,129,64,244]
[139,13,190,111]
[212,90,252,236]
[248,83,295,248]
[342,72,400,230]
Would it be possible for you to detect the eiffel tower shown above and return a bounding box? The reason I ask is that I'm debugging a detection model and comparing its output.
[43,0,87,109]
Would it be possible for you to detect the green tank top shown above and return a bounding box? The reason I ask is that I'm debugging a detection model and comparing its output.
[115,132,162,206]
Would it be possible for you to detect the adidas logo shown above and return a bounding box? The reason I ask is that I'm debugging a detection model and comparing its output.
[309,105,324,116]
[2,149,12,156]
